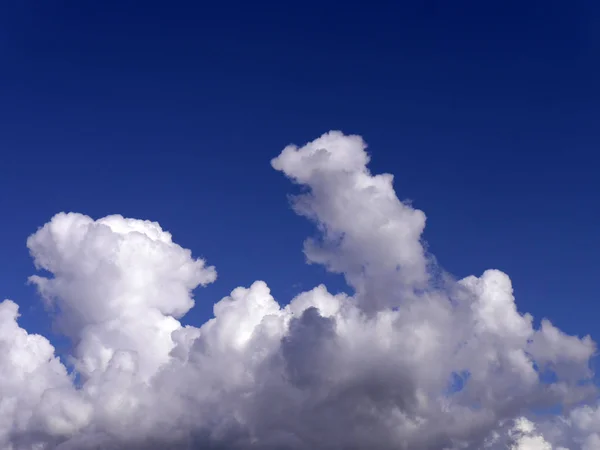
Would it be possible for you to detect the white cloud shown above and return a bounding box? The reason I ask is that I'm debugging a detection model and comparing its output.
[508,418,555,450]
[0,131,598,448]
[27,212,216,380]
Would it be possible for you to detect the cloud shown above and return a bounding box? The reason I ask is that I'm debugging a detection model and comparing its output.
[27,212,217,381]
[506,418,556,450]
[0,131,598,449]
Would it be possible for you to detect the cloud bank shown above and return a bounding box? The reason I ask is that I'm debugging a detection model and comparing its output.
[1,131,599,449]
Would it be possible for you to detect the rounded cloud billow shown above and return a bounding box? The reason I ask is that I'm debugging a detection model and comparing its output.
[1,131,598,449]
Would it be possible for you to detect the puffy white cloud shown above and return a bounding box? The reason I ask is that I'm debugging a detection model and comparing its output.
[507,418,555,450]
[272,131,429,312]
[0,131,598,449]
[27,212,216,380]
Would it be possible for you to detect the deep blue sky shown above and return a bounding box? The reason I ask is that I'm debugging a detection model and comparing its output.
[1,1,599,350]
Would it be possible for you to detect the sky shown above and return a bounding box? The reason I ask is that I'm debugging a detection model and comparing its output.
[1,1,600,449]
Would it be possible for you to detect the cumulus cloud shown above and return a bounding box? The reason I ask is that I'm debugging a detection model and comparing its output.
[507,418,555,450]
[1,131,599,449]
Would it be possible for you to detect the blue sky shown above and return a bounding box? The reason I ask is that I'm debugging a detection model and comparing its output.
[1,0,599,353]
